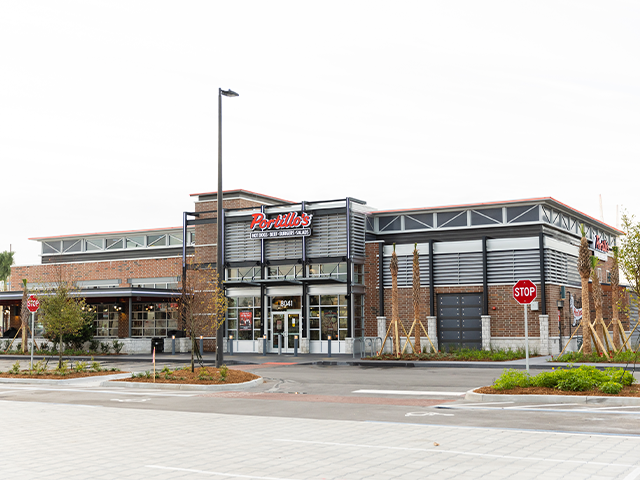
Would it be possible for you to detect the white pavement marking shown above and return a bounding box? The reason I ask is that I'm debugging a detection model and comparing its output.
[405,411,454,417]
[0,385,194,397]
[353,389,466,396]
[275,439,638,468]
[439,403,640,416]
[624,467,640,480]
[461,401,514,406]
[504,403,581,409]
[147,465,301,480]
[111,398,150,402]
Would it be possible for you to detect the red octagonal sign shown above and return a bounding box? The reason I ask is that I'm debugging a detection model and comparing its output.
[513,279,537,305]
[27,295,40,313]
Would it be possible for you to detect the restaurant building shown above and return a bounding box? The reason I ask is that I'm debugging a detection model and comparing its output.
[0,190,628,355]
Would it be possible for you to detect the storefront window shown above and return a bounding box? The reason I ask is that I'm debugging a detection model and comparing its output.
[267,265,302,280]
[308,263,347,280]
[227,296,262,341]
[308,295,348,341]
[86,304,121,337]
[131,302,179,337]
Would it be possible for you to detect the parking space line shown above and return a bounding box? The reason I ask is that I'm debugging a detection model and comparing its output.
[505,403,581,409]
[147,465,300,479]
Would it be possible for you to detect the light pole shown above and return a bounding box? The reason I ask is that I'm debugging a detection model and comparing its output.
[217,88,239,367]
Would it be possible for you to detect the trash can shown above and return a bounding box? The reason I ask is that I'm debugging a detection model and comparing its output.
[151,337,164,353]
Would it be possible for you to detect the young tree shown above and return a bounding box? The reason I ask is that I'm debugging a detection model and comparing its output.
[578,224,592,354]
[179,261,227,372]
[38,281,87,368]
[0,250,14,291]
[20,279,29,353]
[618,212,640,349]
[0,251,15,337]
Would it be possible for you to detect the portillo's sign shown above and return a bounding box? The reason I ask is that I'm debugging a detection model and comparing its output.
[592,234,610,261]
[249,212,313,239]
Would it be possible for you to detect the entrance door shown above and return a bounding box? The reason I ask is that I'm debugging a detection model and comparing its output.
[271,312,301,352]
[437,294,482,351]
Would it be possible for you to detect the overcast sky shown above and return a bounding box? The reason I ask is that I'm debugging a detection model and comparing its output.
[1,1,639,266]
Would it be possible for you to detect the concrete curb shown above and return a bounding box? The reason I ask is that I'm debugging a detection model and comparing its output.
[101,376,264,391]
[0,372,132,385]
[465,388,640,405]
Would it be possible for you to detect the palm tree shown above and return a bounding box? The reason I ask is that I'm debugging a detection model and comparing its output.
[412,244,421,352]
[578,224,592,354]
[611,246,621,349]
[390,244,400,356]
[590,256,604,347]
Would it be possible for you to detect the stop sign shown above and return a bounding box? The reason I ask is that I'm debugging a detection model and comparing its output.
[513,279,537,305]
[26,295,40,313]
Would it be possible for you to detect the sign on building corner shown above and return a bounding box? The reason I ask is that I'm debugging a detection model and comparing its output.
[249,211,313,239]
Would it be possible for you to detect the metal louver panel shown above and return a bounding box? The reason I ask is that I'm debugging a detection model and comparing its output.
[307,214,347,258]
[225,221,261,263]
[350,213,366,258]
[630,294,639,347]
[545,249,580,287]
[265,237,303,261]
[382,254,429,287]
[433,252,483,285]
[487,249,540,284]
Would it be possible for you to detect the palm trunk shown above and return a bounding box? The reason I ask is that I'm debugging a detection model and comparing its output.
[413,245,421,353]
[581,276,591,354]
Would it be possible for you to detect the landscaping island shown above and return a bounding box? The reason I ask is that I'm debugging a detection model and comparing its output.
[477,365,639,397]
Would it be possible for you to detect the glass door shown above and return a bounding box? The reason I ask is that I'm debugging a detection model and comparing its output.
[287,314,300,349]
[272,313,285,350]
[270,312,301,352]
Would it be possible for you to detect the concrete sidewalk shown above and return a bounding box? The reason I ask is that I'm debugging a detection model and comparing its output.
[3,351,638,371]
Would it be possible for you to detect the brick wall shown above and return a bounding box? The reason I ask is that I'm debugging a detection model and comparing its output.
[11,257,182,290]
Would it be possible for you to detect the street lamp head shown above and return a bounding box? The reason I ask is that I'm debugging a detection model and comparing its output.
[220,88,239,97]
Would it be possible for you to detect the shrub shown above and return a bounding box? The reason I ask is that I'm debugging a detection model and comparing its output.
[9,361,20,375]
[89,340,100,352]
[100,343,110,354]
[599,381,623,395]
[112,340,124,354]
[493,369,530,390]
[32,359,47,375]
[197,368,213,381]
[55,360,70,376]
[604,367,636,386]
[90,358,102,372]
[219,364,229,381]
[74,361,88,373]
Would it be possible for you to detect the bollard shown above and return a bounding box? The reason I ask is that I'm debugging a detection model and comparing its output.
[229,335,234,356]
[263,335,267,356]
[171,335,175,355]
[278,333,282,355]
[199,336,203,356]
[328,335,332,357]
[294,335,298,357]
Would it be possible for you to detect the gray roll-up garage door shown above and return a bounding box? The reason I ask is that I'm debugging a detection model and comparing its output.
[437,293,482,351]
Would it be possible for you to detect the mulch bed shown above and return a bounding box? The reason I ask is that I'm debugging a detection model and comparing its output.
[114,367,259,385]
[475,385,640,397]
[0,371,125,380]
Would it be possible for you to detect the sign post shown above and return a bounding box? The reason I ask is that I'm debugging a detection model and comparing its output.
[27,295,40,370]
[513,280,537,373]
